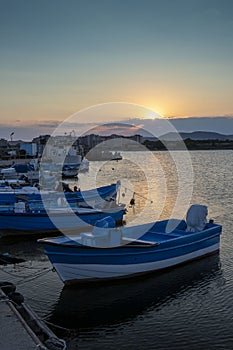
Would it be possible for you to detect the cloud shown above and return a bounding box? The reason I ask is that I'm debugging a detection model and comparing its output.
[0,116,233,141]
[36,120,61,128]
[84,122,150,136]
[120,116,233,136]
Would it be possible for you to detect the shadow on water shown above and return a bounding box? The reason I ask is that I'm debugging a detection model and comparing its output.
[0,235,48,261]
[50,254,223,331]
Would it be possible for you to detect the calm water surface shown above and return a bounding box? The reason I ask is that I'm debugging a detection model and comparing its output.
[0,150,232,350]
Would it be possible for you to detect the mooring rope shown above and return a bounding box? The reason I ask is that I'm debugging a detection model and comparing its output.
[122,186,153,203]
[17,268,52,286]
[42,319,73,332]
[0,265,52,285]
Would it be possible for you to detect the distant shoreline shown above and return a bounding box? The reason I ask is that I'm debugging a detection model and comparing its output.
[143,139,233,151]
[0,143,232,168]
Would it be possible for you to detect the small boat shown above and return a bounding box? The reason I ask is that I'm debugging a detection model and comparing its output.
[61,181,121,207]
[0,181,121,208]
[86,150,122,161]
[38,205,222,285]
[62,150,82,177]
[111,151,122,161]
[0,202,126,235]
[62,164,79,178]
[0,160,39,182]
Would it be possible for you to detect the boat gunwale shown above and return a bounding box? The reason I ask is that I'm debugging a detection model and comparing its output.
[0,208,125,217]
[38,226,222,255]
[39,240,160,250]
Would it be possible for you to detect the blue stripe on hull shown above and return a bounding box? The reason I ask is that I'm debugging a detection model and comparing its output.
[0,210,124,231]
[53,243,220,284]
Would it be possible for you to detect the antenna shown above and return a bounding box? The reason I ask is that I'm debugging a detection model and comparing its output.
[10,132,14,142]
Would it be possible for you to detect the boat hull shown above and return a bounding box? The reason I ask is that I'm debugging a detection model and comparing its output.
[62,166,80,178]
[56,244,219,285]
[40,223,222,284]
[0,209,125,234]
[0,183,119,206]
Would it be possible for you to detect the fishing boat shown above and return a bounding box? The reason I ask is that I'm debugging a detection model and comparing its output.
[111,151,122,161]
[38,205,222,285]
[0,201,126,235]
[61,150,82,177]
[0,161,39,182]
[0,181,121,208]
[0,151,81,181]
[86,149,122,161]
[0,184,44,211]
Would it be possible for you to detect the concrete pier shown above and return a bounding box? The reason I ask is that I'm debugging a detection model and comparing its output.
[0,291,41,350]
[0,286,66,350]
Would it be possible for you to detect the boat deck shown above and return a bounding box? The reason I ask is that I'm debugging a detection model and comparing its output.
[39,220,222,250]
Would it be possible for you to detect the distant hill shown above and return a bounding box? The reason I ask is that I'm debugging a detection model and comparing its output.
[160,131,233,141]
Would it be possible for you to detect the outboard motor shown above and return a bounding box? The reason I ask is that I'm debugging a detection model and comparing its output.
[186,204,208,232]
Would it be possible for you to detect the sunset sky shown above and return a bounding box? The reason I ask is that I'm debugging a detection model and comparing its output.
[1,0,233,139]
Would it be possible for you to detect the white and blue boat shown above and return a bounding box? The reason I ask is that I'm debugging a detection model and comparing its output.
[0,202,126,235]
[0,160,40,182]
[0,182,120,208]
[38,205,222,285]
[61,150,82,177]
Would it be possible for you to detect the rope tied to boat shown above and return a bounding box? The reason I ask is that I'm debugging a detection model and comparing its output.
[122,186,153,204]
[0,265,52,285]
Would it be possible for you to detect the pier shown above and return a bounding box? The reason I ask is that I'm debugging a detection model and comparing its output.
[0,284,66,350]
[0,289,40,350]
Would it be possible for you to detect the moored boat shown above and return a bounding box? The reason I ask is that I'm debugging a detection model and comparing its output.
[38,205,222,285]
[86,150,122,161]
[0,202,126,236]
[62,150,82,177]
[0,181,121,208]
[0,160,39,182]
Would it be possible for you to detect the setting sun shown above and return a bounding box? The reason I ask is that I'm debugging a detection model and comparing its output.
[141,108,165,120]
[145,112,162,120]
[137,102,165,119]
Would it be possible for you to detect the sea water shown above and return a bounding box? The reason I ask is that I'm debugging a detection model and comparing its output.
[0,150,232,350]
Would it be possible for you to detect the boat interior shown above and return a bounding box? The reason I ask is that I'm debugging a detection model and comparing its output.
[41,219,218,249]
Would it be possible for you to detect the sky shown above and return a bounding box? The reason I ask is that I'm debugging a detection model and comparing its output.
[1,0,233,140]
